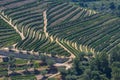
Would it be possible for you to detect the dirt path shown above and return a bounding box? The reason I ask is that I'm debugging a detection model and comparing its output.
[55,38,75,70]
[43,10,48,37]
[0,10,76,79]
[48,72,60,79]
[0,13,25,40]
[46,39,75,78]
[42,10,76,78]
[42,10,76,69]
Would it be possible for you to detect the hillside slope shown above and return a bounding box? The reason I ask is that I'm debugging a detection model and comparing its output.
[0,0,95,56]
[0,0,120,57]
[0,17,21,48]
[48,13,120,54]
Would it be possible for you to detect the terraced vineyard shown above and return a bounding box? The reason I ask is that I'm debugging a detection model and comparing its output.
[0,0,120,57]
[47,2,96,26]
[48,13,120,54]
[0,18,21,48]
[0,0,94,57]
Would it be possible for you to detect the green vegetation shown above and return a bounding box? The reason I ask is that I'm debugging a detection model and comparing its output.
[47,2,95,26]
[0,0,71,56]
[11,75,36,80]
[48,13,120,54]
[0,54,58,80]
[0,18,21,48]
[59,50,120,80]
[66,0,120,16]
[0,0,120,79]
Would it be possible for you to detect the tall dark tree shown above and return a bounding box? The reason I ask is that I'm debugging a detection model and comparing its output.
[118,5,120,10]
[110,46,120,63]
[109,2,116,10]
[111,62,120,80]
[90,53,111,78]
[46,58,55,68]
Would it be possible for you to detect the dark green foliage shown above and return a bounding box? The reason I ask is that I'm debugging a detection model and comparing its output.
[109,2,116,10]
[110,47,120,80]
[110,46,120,63]
[70,0,120,16]
[60,52,117,80]
[11,75,36,80]
[73,58,84,75]
[118,5,120,10]
[65,74,77,80]
[46,58,55,67]
[111,62,120,80]
[48,78,57,80]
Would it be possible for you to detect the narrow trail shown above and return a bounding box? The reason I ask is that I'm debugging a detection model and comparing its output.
[42,10,75,74]
[0,13,36,55]
[56,39,75,60]
[48,72,60,79]
[55,38,75,70]
[42,10,75,69]
[0,13,25,40]
[43,10,48,37]
[0,10,76,79]
[49,43,75,78]
[42,10,76,78]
